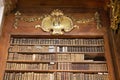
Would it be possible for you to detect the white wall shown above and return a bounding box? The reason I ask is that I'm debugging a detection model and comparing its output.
[0,0,4,36]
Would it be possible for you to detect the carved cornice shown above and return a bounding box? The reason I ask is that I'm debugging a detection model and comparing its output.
[13,9,102,35]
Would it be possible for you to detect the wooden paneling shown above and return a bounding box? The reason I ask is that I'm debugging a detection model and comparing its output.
[113,32,120,80]
[107,28,120,80]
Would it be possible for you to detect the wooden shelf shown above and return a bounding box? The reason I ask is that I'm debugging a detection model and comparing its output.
[10,44,57,46]
[8,51,104,54]
[8,51,56,54]
[57,61,106,64]
[7,60,106,63]
[5,69,55,73]
[56,70,108,73]
[57,52,104,54]
[10,43,104,47]
[5,69,108,73]
[7,60,54,63]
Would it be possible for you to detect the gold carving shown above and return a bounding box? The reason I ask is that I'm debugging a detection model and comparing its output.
[21,17,41,22]
[94,12,102,29]
[76,18,94,24]
[108,0,120,31]
[76,12,102,29]
[13,11,42,29]
[13,11,21,29]
[37,9,74,34]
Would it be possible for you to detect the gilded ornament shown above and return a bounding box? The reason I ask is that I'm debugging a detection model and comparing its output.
[37,9,74,34]
[13,11,21,29]
[94,12,102,29]
[108,0,120,31]
[75,12,102,29]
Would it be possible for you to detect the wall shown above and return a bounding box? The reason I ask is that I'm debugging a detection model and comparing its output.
[0,0,4,36]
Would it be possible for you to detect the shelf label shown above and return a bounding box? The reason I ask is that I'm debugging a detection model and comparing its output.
[50,62,55,64]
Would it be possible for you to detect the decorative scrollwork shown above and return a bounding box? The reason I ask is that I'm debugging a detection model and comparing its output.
[13,11,43,29]
[108,0,120,32]
[94,12,102,29]
[13,11,21,29]
[75,11,102,29]
[13,9,102,34]
[36,9,75,35]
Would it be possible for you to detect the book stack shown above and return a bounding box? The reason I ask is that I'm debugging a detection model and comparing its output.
[4,36,109,80]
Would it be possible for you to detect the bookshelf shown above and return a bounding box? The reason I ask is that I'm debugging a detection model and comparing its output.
[3,36,109,80]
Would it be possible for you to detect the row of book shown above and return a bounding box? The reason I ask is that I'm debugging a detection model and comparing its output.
[6,62,107,71]
[57,72,109,80]
[72,64,107,71]
[57,54,84,62]
[8,53,55,61]
[10,38,104,45]
[57,46,104,53]
[4,72,109,80]
[6,63,55,70]
[4,72,54,80]
[9,46,104,53]
[57,63,107,71]
[9,46,56,52]
[8,53,84,62]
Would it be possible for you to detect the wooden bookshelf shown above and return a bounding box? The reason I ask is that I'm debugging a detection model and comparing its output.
[3,36,110,80]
